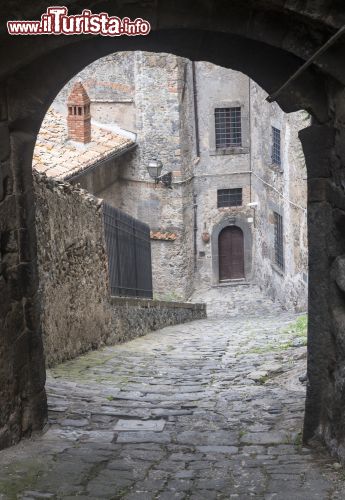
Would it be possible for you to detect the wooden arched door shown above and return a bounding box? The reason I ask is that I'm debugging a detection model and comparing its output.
[218,226,244,281]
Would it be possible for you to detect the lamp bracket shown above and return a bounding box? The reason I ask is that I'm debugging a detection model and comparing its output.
[158,171,173,189]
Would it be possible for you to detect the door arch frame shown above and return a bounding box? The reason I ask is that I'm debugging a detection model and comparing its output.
[211,214,253,285]
[218,225,245,281]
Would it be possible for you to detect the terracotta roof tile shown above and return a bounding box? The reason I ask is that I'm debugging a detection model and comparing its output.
[33,108,135,181]
[150,231,177,241]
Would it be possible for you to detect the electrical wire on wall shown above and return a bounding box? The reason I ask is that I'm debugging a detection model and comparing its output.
[251,171,307,213]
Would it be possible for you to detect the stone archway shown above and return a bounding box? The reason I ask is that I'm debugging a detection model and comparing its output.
[1,1,345,460]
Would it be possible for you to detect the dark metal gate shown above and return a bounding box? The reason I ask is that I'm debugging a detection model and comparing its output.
[103,203,153,298]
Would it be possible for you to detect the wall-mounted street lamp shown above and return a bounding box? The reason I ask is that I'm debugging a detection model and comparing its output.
[146,159,173,189]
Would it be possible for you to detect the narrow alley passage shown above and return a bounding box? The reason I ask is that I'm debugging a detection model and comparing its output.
[1,286,344,499]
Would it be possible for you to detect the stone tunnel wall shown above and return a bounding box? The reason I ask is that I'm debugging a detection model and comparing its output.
[33,172,206,368]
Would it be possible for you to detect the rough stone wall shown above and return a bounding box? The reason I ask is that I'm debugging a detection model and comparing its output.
[179,63,197,298]
[0,108,47,448]
[34,172,114,367]
[302,91,345,459]
[118,52,195,300]
[250,81,308,311]
[110,297,206,343]
[0,117,47,450]
[133,52,186,180]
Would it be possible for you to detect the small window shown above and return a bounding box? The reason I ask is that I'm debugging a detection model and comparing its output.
[274,212,284,270]
[271,126,281,166]
[215,107,242,148]
[217,188,242,208]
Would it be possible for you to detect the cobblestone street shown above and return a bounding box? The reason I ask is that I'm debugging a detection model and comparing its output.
[1,285,345,499]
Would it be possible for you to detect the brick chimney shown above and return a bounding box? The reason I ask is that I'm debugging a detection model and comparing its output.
[67,81,91,143]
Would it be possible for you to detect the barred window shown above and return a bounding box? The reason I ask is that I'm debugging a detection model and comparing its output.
[215,107,242,148]
[217,188,242,208]
[271,126,281,166]
[274,212,284,270]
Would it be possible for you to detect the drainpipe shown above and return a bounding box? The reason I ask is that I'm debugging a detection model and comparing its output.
[192,61,200,158]
[193,193,198,271]
[248,77,252,205]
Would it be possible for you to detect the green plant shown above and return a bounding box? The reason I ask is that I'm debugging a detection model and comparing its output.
[281,315,307,337]
[154,291,184,302]
[258,375,269,385]
[239,429,247,438]
[294,431,303,449]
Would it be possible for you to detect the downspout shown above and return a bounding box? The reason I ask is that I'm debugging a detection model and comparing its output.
[192,61,200,158]
[192,61,200,273]
[193,193,198,271]
[248,77,252,205]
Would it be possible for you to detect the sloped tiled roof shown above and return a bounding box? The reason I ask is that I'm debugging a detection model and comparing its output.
[33,108,135,181]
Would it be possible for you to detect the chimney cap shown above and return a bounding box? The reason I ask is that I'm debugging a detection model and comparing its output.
[67,81,90,106]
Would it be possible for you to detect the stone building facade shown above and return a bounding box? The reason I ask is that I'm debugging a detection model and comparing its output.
[44,51,308,311]
[192,64,308,311]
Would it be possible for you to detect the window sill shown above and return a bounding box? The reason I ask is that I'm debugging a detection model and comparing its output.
[271,262,285,277]
[219,278,246,284]
[269,163,283,173]
[210,147,249,156]
[217,205,243,210]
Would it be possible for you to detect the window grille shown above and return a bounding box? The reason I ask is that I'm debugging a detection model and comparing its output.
[274,212,284,270]
[217,188,242,208]
[271,126,281,166]
[215,107,242,148]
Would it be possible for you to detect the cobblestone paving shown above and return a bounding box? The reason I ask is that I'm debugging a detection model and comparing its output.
[1,285,345,499]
